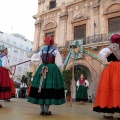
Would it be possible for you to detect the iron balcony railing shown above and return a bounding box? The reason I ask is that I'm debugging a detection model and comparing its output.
[35,34,110,52]
[64,34,109,48]
[83,34,109,45]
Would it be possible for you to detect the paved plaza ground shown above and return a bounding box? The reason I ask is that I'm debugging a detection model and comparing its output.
[0,98,119,120]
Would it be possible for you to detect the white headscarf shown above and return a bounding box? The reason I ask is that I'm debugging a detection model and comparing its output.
[108,43,120,60]
[0,45,7,53]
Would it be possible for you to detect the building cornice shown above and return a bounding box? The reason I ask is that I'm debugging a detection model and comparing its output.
[83,41,109,49]
[65,0,87,7]
[0,40,31,53]
[33,7,61,19]
[33,0,88,19]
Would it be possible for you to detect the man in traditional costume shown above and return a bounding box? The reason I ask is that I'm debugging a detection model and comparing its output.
[0,45,11,108]
[28,36,65,115]
[76,74,89,104]
[93,33,120,119]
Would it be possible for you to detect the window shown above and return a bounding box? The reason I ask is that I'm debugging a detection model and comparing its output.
[30,48,32,52]
[20,51,24,56]
[17,67,22,74]
[20,44,23,48]
[19,59,23,63]
[74,24,86,40]
[49,0,56,9]
[26,47,29,51]
[45,32,54,38]
[24,63,28,67]
[13,41,16,45]
[8,47,12,53]
[24,68,28,74]
[108,16,120,35]
[12,57,17,63]
[7,39,10,43]
[14,49,18,53]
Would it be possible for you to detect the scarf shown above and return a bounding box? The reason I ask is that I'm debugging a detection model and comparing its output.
[79,79,85,85]
[108,43,120,60]
[42,45,55,52]
[0,53,6,58]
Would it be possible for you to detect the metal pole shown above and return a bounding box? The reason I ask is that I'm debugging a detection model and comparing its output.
[10,60,31,67]
[83,50,104,65]
[94,21,96,42]
[70,50,74,107]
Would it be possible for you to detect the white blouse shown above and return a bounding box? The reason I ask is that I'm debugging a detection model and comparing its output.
[1,56,10,70]
[76,80,89,87]
[31,49,63,68]
[20,83,27,88]
[98,48,112,64]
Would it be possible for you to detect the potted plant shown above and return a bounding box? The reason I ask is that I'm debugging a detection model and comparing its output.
[62,70,72,102]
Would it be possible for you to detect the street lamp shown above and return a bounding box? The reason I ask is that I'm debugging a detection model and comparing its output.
[94,21,96,41]
[94,21,96,33]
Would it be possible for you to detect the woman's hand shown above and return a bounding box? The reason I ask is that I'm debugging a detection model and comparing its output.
[107,61,112,65]
[9,70,13,75]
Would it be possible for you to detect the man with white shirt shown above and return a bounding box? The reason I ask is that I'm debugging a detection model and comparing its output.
[20,81,27,98]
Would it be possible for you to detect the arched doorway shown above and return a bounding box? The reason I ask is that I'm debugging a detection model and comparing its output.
[69,64,93,100]
[74,64,92,98]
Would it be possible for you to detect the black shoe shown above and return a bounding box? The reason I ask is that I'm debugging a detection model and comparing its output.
[0,104,3,108]
[40,112,44,115]
[4,99,10,102]
[103,115,113,119]
[48,111,51,114]
[44,111,52,115]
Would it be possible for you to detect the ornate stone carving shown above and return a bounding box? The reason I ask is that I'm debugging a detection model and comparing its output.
[92,2,99,8]
[92,2,100,11]
[106,3,120,14]
[59,12,68,19]
[104,2,120,14]
[43,21,57,31]
[71,13,88,23]
[35,19,43,28]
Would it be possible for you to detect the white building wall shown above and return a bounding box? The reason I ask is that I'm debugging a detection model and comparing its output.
[0,31,33,82]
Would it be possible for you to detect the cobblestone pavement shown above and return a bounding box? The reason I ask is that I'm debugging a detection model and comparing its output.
[0,98,119,120]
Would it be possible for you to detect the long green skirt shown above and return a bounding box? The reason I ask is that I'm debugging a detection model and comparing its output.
[28,63,65,105]
[76,85,88,101]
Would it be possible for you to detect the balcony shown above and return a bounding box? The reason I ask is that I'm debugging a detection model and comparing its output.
[84,34,109,45]
[61,34,109,50]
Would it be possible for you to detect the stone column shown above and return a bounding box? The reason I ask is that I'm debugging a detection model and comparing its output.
[92,2,101,35]
[34,19,43,51]
[59,8,68,47]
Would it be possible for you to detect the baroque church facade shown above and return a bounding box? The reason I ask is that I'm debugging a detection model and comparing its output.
[31,0,120,99]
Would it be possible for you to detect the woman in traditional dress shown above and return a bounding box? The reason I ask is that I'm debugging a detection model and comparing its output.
[93,33,120,119]
[76,74,89,104]
[4,75,16,102]
[10,76,15,98]
[28,36,65,115]
[0,45,11,108]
